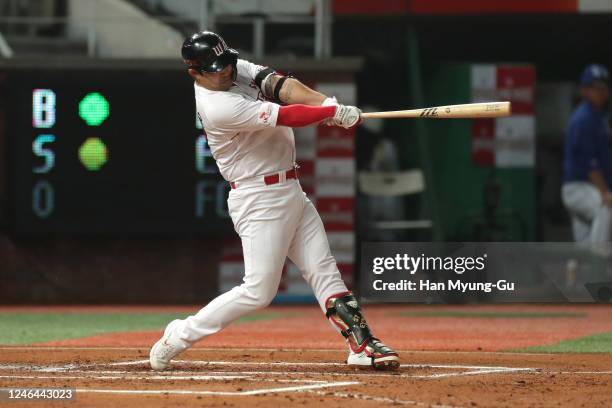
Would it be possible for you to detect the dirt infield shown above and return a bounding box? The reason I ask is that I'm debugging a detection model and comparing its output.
[1,347,611,407]
[1,304,611,406]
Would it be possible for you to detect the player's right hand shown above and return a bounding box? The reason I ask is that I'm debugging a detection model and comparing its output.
[334,104,362,129]
[321,96,339,126]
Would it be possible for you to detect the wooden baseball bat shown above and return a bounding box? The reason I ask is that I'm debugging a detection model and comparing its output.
[361,101,511,119]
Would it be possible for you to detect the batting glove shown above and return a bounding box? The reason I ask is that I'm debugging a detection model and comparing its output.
[334,104,362,129]
[321,96,339,126]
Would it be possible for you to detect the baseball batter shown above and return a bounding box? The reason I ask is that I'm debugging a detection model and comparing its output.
[150,31,399,370]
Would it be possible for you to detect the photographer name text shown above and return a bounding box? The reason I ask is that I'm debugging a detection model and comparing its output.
[372,279,515,293]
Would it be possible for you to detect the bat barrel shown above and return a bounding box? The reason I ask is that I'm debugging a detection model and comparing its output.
[361,101,511,119]
[448,101,511,118]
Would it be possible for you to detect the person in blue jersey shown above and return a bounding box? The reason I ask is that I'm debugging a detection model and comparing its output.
[562,64,611,243]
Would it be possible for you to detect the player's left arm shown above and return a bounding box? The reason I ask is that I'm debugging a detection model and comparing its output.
[271,76,327,106]
[251,65,360,128]
[255,68,326,106]
[257,70,360,128]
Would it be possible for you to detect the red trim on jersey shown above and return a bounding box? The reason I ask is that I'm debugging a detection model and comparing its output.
[277,104,336,127]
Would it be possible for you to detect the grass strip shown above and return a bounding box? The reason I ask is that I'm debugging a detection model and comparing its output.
[511,332,612,353]
[0,311,292,345]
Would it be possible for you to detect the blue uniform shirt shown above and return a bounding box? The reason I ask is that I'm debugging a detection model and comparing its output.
[563,101,612,187]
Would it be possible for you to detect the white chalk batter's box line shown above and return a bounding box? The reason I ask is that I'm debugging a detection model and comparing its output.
[83,382,363,397]
[1,360,611,379]
[0,359,537,379]
[0,374,331,383]
[0,359,532,371]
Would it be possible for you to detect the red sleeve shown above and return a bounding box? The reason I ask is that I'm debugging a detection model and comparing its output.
[277,104,336,127]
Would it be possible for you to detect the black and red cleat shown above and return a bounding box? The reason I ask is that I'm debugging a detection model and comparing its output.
[347,337,400,370]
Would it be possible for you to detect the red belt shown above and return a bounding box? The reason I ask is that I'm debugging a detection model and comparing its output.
[230,167,298,189]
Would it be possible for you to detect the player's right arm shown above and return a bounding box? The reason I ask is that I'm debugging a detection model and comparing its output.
[204,92,359,130]
[203,93,280,132]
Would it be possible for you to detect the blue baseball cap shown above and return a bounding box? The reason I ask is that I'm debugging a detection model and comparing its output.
[580,64,610,86]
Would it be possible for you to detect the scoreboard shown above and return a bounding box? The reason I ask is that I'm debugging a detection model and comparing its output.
[1,68,232,236]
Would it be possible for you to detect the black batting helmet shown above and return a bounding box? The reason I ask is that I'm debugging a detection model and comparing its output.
[181,31,239,79]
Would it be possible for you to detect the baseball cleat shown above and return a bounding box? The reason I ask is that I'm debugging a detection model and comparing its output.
[346,337,400,370]
[149,319,188,371]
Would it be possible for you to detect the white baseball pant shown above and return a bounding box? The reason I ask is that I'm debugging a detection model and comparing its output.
[562,181,612,243]
[176,179,348,344]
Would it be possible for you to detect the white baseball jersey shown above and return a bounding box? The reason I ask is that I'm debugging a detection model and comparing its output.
[158,54,353,359]
[194,59,296,182]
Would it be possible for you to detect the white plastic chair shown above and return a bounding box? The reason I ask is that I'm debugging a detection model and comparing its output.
[358,169,433,231]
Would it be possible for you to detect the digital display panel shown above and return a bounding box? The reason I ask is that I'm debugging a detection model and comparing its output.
[1,69,232,236]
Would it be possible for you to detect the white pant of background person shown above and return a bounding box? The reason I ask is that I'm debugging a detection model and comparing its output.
[562,182,612,243]
[175,178,348,344]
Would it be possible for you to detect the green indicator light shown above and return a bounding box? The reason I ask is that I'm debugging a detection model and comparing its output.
[79,137,108,171]
[79,92,109,126]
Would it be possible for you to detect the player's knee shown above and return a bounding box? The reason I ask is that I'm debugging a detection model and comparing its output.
[247,294,274,309]
[256,288,277,308]
[240,285,276,309]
